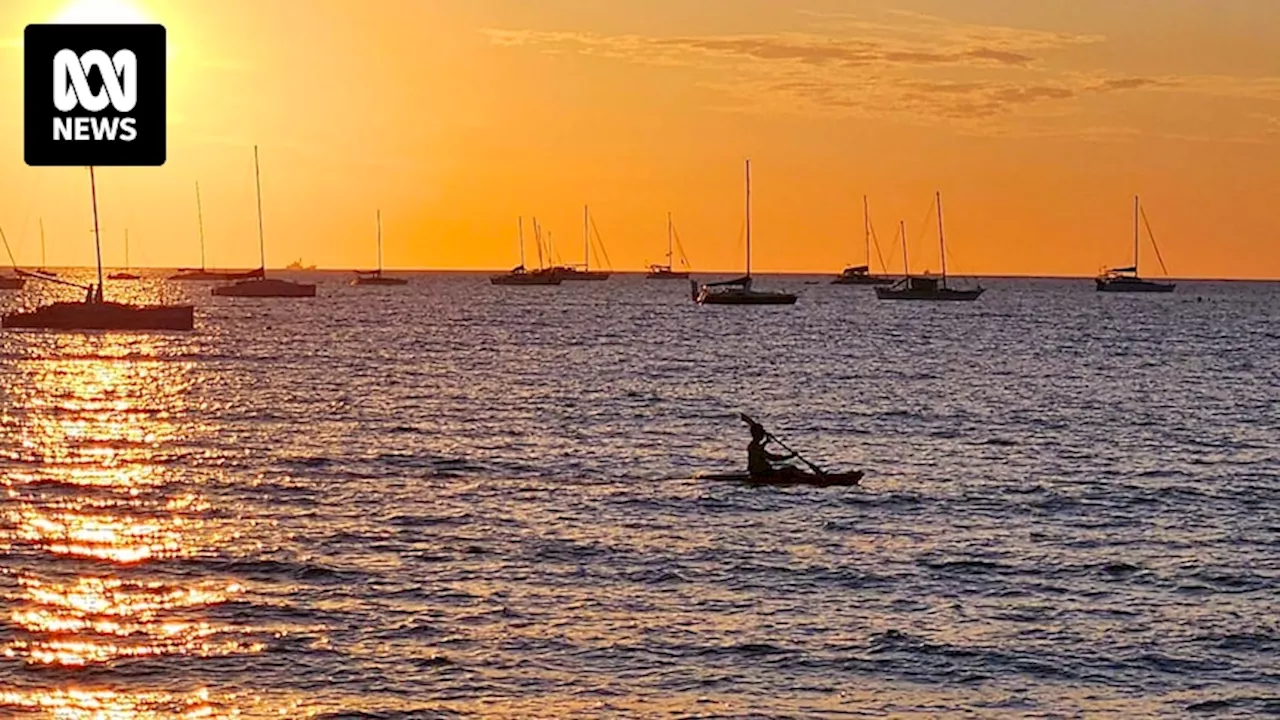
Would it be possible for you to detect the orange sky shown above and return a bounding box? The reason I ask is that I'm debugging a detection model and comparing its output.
[2,0,1280,278]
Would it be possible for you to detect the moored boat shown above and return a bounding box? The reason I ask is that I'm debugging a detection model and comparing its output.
[212,146,317,298]
[107,230,140,280]
[1096,196,1175,293]
[876,193,984,302]
[169,182,263,282]
[491,218,562,286]
[554,205,611,281]
[2,167,194,331]
[647,212,691,279]
[353,210,408,286]
[692,160,798,306]
[833,196,893,285]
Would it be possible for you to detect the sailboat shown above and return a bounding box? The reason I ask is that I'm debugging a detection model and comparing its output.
[212,146,317,298]
[170,182,263,281]
[0,226,27,289]
[1096,196,1175,293]
[833,196,892,285]
[554,205,611,281]
[107,229,141,280]
[2,167,194,330]
[876,192,984,301]
[692,160,797,305]
[353,210,408,286]
[647,212,691,279]
[491,217,562,285]
[35,219,56,276]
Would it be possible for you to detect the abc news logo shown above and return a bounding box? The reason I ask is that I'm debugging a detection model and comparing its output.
[25,24,166,166]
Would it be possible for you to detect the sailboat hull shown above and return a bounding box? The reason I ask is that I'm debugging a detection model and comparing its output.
[2,301,194,331]
[211,278,316,297]
[647,269,690,280]
[1096,277,1175,293]
[697,288,798,305]
[490,270,561,286]
[832,267,893,285]
[0,276,25,290]
[554,268,610,281]
[169,269,264,281]
[875,286,985,301]
[352,276,408,286]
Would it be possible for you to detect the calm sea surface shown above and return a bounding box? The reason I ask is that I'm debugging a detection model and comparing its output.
[1,274,1277,718]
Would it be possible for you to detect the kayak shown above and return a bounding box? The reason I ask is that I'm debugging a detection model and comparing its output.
[699,469,864,488]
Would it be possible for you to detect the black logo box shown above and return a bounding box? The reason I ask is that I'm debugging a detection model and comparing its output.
[24,23,166,167]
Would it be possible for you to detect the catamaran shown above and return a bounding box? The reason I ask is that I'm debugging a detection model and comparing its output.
[876,192,984,302]
[491,217,562,285]
[553,205,611,281]
[1096,196,1175,293]
[107,229,140,280]
[833,195,892,285]
[170,182,263,282]
[692,160,797,305]
[2,167,194,331]
[212,146,317,298]
[647,212,691,279]
[353,210,408,286]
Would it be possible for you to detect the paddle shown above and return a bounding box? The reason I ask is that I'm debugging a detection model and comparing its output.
[739,413,827,477]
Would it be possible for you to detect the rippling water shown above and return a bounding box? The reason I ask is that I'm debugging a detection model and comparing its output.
[1,273,1278,718]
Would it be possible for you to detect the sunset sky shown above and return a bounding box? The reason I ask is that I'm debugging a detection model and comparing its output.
[2,0,1279,278]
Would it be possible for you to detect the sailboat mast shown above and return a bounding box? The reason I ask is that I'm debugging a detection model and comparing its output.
[195,182,206,271]
[124,229,129,270]
[745,159,752,278]
[533,218,543,269]
[90,166,103,294]
[1133,194,1140,272]
[863,195,870,266]
[667,211,674,267]
[253,145,265,272]
[40,218,46,269]
[936,191,947,284]
[900,220,909,276]
[583,204,589,272]
[518,217,525,269]
[376,210,383,274]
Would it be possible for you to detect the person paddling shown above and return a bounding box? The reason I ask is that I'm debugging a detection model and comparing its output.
[747,419,797,477]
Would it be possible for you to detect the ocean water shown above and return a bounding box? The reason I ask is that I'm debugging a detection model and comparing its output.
[0,273,1277,719]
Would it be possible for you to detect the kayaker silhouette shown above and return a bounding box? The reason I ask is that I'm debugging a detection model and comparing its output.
[747,420,796,477]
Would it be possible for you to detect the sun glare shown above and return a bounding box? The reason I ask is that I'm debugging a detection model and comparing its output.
[50,0,153,25]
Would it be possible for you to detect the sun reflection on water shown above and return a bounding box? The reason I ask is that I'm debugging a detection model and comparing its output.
[0,334,263,717]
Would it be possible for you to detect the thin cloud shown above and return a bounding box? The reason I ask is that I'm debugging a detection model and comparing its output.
[482,10,1280,139]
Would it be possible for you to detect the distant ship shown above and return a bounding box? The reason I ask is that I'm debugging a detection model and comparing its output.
[833,196,893,285]
[491,217,562,286]
[285,258,317,271]
[1096,195,1175,293]
[2,167,194,331]
[876,193,984,302]
[170,182,263,282]
[692,159,797,306]
[647,212,691,280]
[553,205,611,281]
[353,210,408,286]
[212,146,317,298]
